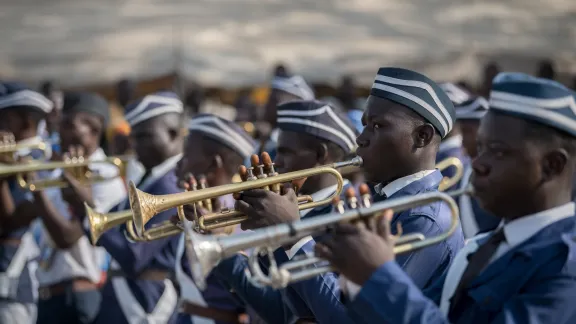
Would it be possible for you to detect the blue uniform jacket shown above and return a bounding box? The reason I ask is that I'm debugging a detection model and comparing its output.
[212,183,352,324]
[277,170,465,324]
[0,148,46,304]
[347,216,576,324]
[93,168,181,324]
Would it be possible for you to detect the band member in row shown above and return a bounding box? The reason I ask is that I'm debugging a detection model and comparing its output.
[318,73,576,324]
[257,75,316,161]
[0,83,54,323]
[235,67,466,323]
[33,92,125,324]
[91,91,185,324]
[438,83,499,237]
[175,114,257,323]
[213,100,359,323]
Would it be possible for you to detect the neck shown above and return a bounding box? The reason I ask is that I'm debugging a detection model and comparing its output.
[504,191,572,222]
[299,174,338,195]
[380,159,435,186]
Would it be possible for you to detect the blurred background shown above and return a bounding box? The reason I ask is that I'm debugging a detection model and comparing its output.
[1,0,575,123]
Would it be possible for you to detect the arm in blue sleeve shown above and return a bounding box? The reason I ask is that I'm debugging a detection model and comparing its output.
[349,261,448,324]
[213,254,296,324]
[393,213,449,289]
[96,209,174,276]
[279,241,356,324]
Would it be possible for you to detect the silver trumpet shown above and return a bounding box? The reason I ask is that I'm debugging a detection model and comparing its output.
[184,187,470,290]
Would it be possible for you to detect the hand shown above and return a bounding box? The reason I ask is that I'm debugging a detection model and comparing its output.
[61,146,94,211]
[315,209,396,286]
[0,132,17,165]
[235,183,300,231]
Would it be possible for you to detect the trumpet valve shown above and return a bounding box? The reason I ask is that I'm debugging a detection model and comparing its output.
[332,196,345,214]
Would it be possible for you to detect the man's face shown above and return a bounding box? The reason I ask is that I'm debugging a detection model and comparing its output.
[177,134,214,180]
[0,111,25,139]
[471,112,544,218]
[459,120,480,158]
[355,96,417,183]
[274,131,319,174]
[130,117,177,170]
[59,111,102,154]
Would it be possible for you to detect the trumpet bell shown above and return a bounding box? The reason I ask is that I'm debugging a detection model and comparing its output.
[85,203,133,244]
[183,223,222,290]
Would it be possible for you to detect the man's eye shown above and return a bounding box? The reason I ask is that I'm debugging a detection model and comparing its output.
[373,123,381,129]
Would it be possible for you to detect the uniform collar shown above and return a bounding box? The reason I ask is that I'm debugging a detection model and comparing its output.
[499,202,575,247]
[438,134,463,153]
[375,170,437,198]
[300,179,350,217]
[145,153,183,184]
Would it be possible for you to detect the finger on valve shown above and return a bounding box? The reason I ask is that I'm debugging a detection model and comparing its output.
[233,165,248,200]
[197,175,212,212]
[261,152,280,194]
[344,187,358,209]
[358,183,372,208]
[332,196,345,214]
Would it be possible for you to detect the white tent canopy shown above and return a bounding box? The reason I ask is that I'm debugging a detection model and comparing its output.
[1,0,575,87]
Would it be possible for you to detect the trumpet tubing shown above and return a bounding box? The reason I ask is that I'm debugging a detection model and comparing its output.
[436,157,464,191]
[129,157,363,236]
[0,156,130,191]
[184,187,469,290]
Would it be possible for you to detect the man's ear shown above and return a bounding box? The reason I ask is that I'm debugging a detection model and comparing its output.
[316,143,329,164]
[413,123,435,148]
[541,149,569,181]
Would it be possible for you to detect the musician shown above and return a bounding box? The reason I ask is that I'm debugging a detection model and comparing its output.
[175,113,257,323]
[0,83,54,323]
[215,100,358,323]
[91,91,185,324]
[438,83,499,237]
[317,73,576,324]
[257,75,315,161]
[31,92,126,324]
[236,68,466,323]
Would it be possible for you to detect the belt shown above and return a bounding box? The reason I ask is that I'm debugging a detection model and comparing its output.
[38,278,98,300]
[108,269,169,281]
[180,301,248,324]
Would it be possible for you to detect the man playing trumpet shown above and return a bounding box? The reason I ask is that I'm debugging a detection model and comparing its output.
[0,82,54,323]
[233,68,465,323]
[318,73,576,323]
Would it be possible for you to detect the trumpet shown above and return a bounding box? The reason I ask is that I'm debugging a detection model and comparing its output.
[129,154,363,237]
[0,155,130,191]
[436,157,464,191]
[0,133,49,163]
[85,203,186,244]
[184,187,469,290]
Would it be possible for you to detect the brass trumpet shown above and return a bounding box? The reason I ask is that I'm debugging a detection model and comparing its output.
[0,156,130,191]
[129,156,363,237]
[436,157,464,191]
[0,134,49,163]
[184,187,468,290]
[86,203,185,244]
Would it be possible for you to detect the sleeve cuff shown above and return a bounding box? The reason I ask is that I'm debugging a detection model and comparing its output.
[285,236,314,260]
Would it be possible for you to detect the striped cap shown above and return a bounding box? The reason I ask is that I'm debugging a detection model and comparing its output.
[271,75,315,100]
[489,73,576,136]
[440,82,489,120]
[0,82,53,114]
[188,114,256,159]
[371,68,455,138]
[125,91,184,127]
[277,100,358,153]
